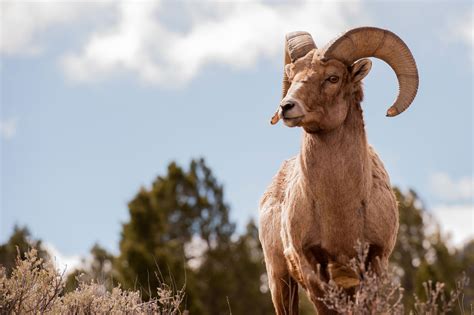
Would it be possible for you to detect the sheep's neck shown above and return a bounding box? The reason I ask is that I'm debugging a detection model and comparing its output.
[299,103,371,209]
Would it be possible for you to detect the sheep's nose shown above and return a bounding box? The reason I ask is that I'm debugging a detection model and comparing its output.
[280,101,295,112]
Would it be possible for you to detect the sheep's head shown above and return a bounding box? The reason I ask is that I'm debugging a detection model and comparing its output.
[270,27,419,132]
[276,49,372,131]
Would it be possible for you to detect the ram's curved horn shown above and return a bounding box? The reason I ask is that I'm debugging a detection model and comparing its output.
[322,27,418,117]
[271,32,316,125]
[282,31,316,98]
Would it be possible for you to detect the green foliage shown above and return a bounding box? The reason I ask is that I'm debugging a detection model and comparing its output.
[196,220,273,315]
[391,188,428,305]
[114,158,272,314]
[391,188,473,312]
[458,240,474,311]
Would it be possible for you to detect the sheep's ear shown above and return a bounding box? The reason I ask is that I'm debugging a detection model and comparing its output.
[350,59,372,82]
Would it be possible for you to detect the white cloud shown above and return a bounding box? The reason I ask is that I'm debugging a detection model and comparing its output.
[60,0,365,86]
[444,9,474,62]
[0,117,18,140]
[0,1,112,55]
[43,242,83,275]
[431,204,474,247]
[456,10,473,48]
[430,172,474,202]
[429,172,473,247]
[2,0,366,85]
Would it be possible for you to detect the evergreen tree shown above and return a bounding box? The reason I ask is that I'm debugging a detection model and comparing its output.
[0,226,48,276]
[391,188,472,311]
[457,240,474,309]
[391,188,428,307]
[115,158,235,313]
[197,220,273,314]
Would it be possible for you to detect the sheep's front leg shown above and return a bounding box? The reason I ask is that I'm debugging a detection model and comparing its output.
[292,246,338,315]
[266,267,299,315]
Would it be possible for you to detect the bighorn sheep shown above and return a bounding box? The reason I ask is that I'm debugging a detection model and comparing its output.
[259,27,418,314]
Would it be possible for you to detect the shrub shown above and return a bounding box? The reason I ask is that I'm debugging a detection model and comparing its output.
[318,242,470,315]
[0,248,185,314]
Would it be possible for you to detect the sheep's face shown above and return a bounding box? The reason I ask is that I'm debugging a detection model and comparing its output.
[279,50,371,132]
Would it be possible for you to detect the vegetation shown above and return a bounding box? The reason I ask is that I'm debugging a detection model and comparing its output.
[1,158,472,314]
[0,226,49,276]
[392,188,474,312]
[319,242,469,315]
[0,249,184,314]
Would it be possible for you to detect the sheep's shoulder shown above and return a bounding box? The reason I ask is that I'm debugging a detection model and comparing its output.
[259,156,297,211]
[259,157,297,263]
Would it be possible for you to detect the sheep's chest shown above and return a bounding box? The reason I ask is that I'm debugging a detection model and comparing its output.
[280,178,365,271]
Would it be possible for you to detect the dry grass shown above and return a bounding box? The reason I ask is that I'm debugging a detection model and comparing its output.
[318,242,470,315]
[0,248,185,314]
[318,243,404,314]
[412,277,470,315]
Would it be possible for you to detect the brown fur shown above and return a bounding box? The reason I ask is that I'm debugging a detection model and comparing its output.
[259,50,398,314]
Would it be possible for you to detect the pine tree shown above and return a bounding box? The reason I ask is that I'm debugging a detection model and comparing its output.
[0,226,49,276]
[115,158,235,313]
[390,188,471,311]
[197,220,273,314]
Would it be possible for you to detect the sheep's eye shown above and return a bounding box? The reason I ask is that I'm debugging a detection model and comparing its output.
[327,75,339,83]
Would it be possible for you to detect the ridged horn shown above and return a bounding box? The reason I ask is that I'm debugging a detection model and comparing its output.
[272,31,316,125]
[322,27,418,117]
[282,31,316,99]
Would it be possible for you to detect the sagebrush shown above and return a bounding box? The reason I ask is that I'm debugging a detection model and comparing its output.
[0,249,185,314]
[318,242,470,315]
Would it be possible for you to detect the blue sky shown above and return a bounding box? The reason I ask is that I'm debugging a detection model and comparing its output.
[1,1,473,266]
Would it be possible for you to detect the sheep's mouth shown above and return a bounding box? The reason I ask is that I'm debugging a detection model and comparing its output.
[283,116,303,121]
[282,116,303,126]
